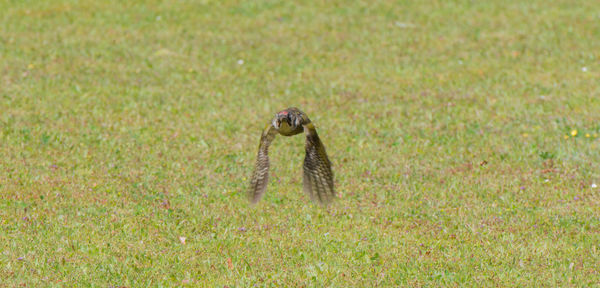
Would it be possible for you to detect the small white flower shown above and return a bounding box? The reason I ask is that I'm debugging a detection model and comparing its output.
[237,59,244,65]
[582,67,588,72]
[592,183,597,188]
[179,236,186,244]
[395,22,416,28]
[544,179,550,183]
[156,16,162,21]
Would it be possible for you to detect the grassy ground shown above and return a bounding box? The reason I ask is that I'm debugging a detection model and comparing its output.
[1,0,599,286]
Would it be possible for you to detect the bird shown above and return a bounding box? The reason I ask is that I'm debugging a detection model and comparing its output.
[248,107,335,205]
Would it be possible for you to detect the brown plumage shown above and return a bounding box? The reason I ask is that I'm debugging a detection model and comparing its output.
[248,107,335,205]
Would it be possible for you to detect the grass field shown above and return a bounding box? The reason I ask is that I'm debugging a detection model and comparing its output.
[1,0,600,286]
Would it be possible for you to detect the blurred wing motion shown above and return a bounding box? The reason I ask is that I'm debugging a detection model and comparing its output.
[302,123,335,204]
[248,124,278,203]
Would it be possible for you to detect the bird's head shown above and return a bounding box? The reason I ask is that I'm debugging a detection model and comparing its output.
[272,110,292,130]
[272,108,305,134]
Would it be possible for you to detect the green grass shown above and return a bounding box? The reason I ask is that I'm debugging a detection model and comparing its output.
[1,0,599,286]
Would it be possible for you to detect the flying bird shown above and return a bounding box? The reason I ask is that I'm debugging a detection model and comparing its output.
[248,107,335,205]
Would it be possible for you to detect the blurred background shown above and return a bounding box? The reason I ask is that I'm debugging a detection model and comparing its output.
[1,0,599,286]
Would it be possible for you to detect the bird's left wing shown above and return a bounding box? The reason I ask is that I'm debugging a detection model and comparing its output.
[248,123,278,203]
[302,123,335,205]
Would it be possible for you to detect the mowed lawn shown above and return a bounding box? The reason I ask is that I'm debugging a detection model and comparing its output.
[1,0,599,286]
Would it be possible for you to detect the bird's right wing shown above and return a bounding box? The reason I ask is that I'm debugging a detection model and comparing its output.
[248,123,278,203]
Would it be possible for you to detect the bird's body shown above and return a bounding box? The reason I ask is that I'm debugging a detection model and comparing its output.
[248,107,335,205]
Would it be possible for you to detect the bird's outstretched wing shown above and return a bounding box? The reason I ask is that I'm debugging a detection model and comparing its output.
[248,124,278,203]
[302,123,335,204]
